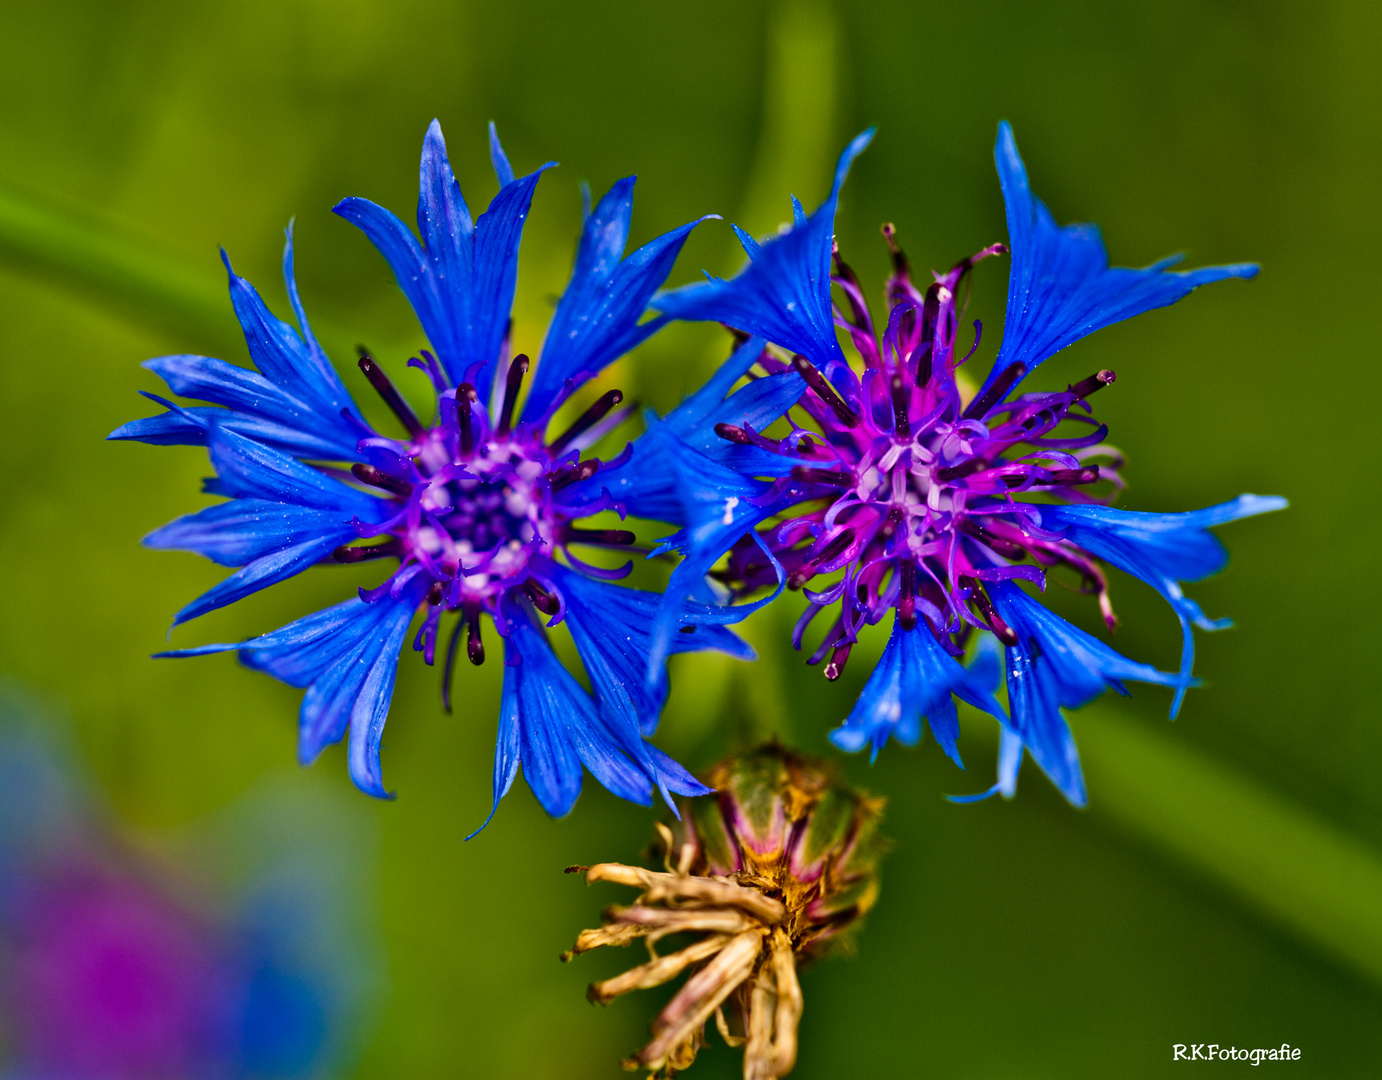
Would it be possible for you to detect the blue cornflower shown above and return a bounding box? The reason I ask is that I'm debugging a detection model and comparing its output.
[110,120,749,823]
[635,122,1285,806]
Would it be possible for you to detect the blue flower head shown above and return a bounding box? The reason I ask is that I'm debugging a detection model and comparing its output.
[644,122,1285,806]
[111,121,736,825]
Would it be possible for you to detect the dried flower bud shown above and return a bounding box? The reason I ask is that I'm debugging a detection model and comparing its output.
[562,742,886,1079]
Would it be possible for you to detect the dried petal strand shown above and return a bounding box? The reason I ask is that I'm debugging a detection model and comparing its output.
[641,929,764,1068]
[588,935,731,1005]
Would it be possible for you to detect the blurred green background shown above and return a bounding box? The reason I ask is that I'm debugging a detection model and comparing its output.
[1,0,1379,1075]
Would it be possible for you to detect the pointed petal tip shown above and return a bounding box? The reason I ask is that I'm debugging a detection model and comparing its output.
[830,128,876,196]
[946,785,1001,805]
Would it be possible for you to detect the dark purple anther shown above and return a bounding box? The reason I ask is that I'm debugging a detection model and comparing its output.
[813,527,856,566]
[551,458,601,491]
[333,538,402,563]
[357,349,424,436]
[831,242,873,331]
[788,528,856,588]
[881,222,909,277]
[964,577,1018,646]
[466,609,485,666]
[442,619,462,712]
[351,463,413,497]
[898,558,917,630]
[790,466,855,487]
[791,355,860,429]
[714,423,753,446]
[497,354,530,436]
[962,361,1027,421]
[550,389,625,452]
[524,578,560,615]
[890,373,911,439]
[457,382,478,458]
[823,641,853,681]
[1035,468,1101,486]
[935,459,986,483]
[426,581,444,605]
[1070,369,1117,399]
[565,528,636,547]
[958,518,1027,560]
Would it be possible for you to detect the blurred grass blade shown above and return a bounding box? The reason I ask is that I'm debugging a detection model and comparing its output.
[734,0,839,247]
[1077,706,1382,985]
[0,181,233,348]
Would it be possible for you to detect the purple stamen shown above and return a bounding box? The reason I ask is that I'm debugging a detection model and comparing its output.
[823,641,853,681]
[457,382,478,458]
[791,355,860,429]
[962,362,1027,421]
[332,538,402,563]
[890,373,911,439]
[963,577,1018,646]
[351,463,413,497]
[565,528,636,547]
[898,558,917,629]
[497,354,530,437]
[790,466,855,487]
[788,528,856,588]
[1034,467,1101,486]
[958,518,1028,560]
[714,423,753,446]
[549,389,625,452]
[523,578,561,615]
[935,459,987,482]
[831,242,874,333]
[466,609,485,666]
[1070,369,1117,399]
[441,618,462,712]
[357,350,424,436]
[881,222,909,279]
[551,459,602,491]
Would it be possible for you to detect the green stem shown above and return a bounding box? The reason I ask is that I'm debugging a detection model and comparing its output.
[1075,706,1382,985]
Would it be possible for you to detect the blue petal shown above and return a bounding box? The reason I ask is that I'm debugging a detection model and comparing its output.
[206,424,388,518]
[652,130,874,367]
[562,336,800,520]
[561,418,687,525]
[982,121,1259,393]
[502,607,647,817]
[334,120,554,394]
[829,616,1004,764]
[488,121,516,187]
[1037,495,1286,713]
[222,248,356,424]
[637,421,791,688]
[170,533,349,626]
[467,663,522,840]
[108,406,363,460]
[114,239,361,460]
[663,334,767,434]
[145,500,357,568]
[522,175,715,419]
[988,581,1186,806]
[550,562,751,744]
[157,582,426,799]
[142,354,356,457]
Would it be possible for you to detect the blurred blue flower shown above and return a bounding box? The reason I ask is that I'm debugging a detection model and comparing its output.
[109,121,747,820]
[0,689,377,1080]
[637,122,1285,805]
